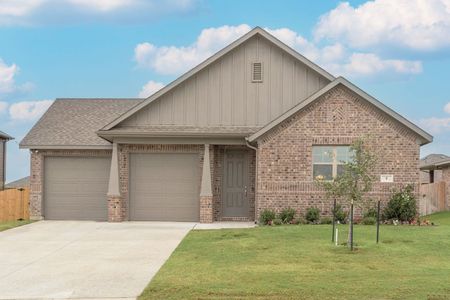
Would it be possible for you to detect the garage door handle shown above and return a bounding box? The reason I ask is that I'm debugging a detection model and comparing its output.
[244,186,248,197]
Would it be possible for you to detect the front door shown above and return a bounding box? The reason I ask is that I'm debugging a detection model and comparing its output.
[222,150,249,218]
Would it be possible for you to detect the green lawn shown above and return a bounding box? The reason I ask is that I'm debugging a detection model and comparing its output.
[0,220,34,232]
[141,212,450,300]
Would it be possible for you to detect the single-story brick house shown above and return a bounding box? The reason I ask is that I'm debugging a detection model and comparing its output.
[1,130,14,191]
[21,27,432,223]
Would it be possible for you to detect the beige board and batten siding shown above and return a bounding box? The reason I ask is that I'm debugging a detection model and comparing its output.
[44,157,111,221]
[129,153,200,221]
[118,35,329,128]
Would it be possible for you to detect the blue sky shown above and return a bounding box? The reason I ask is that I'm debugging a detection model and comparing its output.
[1,0,450,182]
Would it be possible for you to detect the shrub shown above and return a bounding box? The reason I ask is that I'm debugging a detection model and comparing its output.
[279,207,296,224]
[259,209,276,225]
[361,216,376,225]
[333,204,348,224]
[305,207,320,224]
[320,216,333,224]
[294,217,308,225]
[383,185,417,222]
[273,218,283,225]
[364,208,378,219]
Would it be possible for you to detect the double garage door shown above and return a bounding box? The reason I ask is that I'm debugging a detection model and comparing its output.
[44,154,200,221]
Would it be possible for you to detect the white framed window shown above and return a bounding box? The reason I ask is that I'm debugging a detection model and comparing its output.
[313,146,353,181]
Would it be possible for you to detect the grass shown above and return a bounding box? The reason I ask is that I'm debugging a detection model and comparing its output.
[140,212,450,300]
[0,220,34,232]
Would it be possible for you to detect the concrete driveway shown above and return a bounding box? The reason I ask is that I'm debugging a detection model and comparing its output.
[0,221,195,300]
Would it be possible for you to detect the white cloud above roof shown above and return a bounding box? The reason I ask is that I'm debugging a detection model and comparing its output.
[9,100,53,121]
[135,25,252,75]
[314,0,450,51]
[420,102,450,134]
[138,80,165,98]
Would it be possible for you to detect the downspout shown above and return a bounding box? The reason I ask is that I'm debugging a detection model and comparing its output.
[245,138,258,223]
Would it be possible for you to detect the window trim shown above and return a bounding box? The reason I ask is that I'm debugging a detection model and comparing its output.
[312,146,350,181]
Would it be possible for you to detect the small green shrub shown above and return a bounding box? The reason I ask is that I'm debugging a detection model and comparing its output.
[320,216,332,224]
[361,216,376,225]
[279,207,296,224]
[259,209,276,225]
[364,208,378,219]
[305,207,320,224]
[333,204,348,224]
[294,217,308,225]
[383,185,417,222]
[273,218,283,225]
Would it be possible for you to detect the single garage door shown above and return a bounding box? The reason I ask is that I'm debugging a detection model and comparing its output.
[44,157,111,221]
[129,153,200,221]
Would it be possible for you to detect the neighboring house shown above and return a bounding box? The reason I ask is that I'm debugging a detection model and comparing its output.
[420,154,450,210]
[20,27,432,223]
[0,131,14,191]
[420,154,449,184]
[5,176,30,190]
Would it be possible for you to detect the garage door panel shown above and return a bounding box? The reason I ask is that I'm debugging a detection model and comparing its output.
[130,153,200,221]
[44,157,110,221]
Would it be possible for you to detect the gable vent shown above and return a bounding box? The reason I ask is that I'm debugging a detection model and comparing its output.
[252,62,263,82]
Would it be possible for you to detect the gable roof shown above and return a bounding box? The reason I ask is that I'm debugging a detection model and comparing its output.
[100,27,335,131]
[247,77,433,145]
[420,154,450,170]
[0,130,13,140]
[20,99,143,149]
[5,176,30,189]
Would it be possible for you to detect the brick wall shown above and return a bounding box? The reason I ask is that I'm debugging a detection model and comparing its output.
[442,166,450,209]
[29,149,112,220]
[255,85,421,219]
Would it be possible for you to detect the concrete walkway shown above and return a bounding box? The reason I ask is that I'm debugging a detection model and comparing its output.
[0,221,196,300]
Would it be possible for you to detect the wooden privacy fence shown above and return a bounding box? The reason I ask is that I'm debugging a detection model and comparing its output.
[419,181,447,216]
[0,188,29,221]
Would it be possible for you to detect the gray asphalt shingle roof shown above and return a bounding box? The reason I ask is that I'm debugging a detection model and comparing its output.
[0,130,13,140]
[20,99,143,148]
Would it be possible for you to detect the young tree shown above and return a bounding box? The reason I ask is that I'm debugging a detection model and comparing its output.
[317,137,376,249]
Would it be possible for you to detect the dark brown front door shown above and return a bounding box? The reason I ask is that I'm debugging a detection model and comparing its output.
[222,150,249,217]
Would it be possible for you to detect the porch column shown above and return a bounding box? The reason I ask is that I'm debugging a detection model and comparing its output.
[107,142,124,222]
[200,144,213,223]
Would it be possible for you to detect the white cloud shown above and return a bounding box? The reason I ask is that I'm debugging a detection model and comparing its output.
[67,0,135,12]
[134,24,252,75]
[444,102,450,114]
[314,0,450,51]
[0,101,8,113]
[419,117,450,134]
[9,100,53,121]
[420,102,450,134]
[0,58,33,95]
[0,0,199,25]
[138,80,165,98]
[0,59,19,94]
[325,53,422,77]
[135,24,423,78]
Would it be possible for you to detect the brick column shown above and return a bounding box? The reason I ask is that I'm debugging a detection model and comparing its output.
[108,195,125,222]
[200,144,213,223]
[107,142,125,222]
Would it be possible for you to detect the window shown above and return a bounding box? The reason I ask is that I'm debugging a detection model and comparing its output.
[313,146,353,181]
[252,62,263,82]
